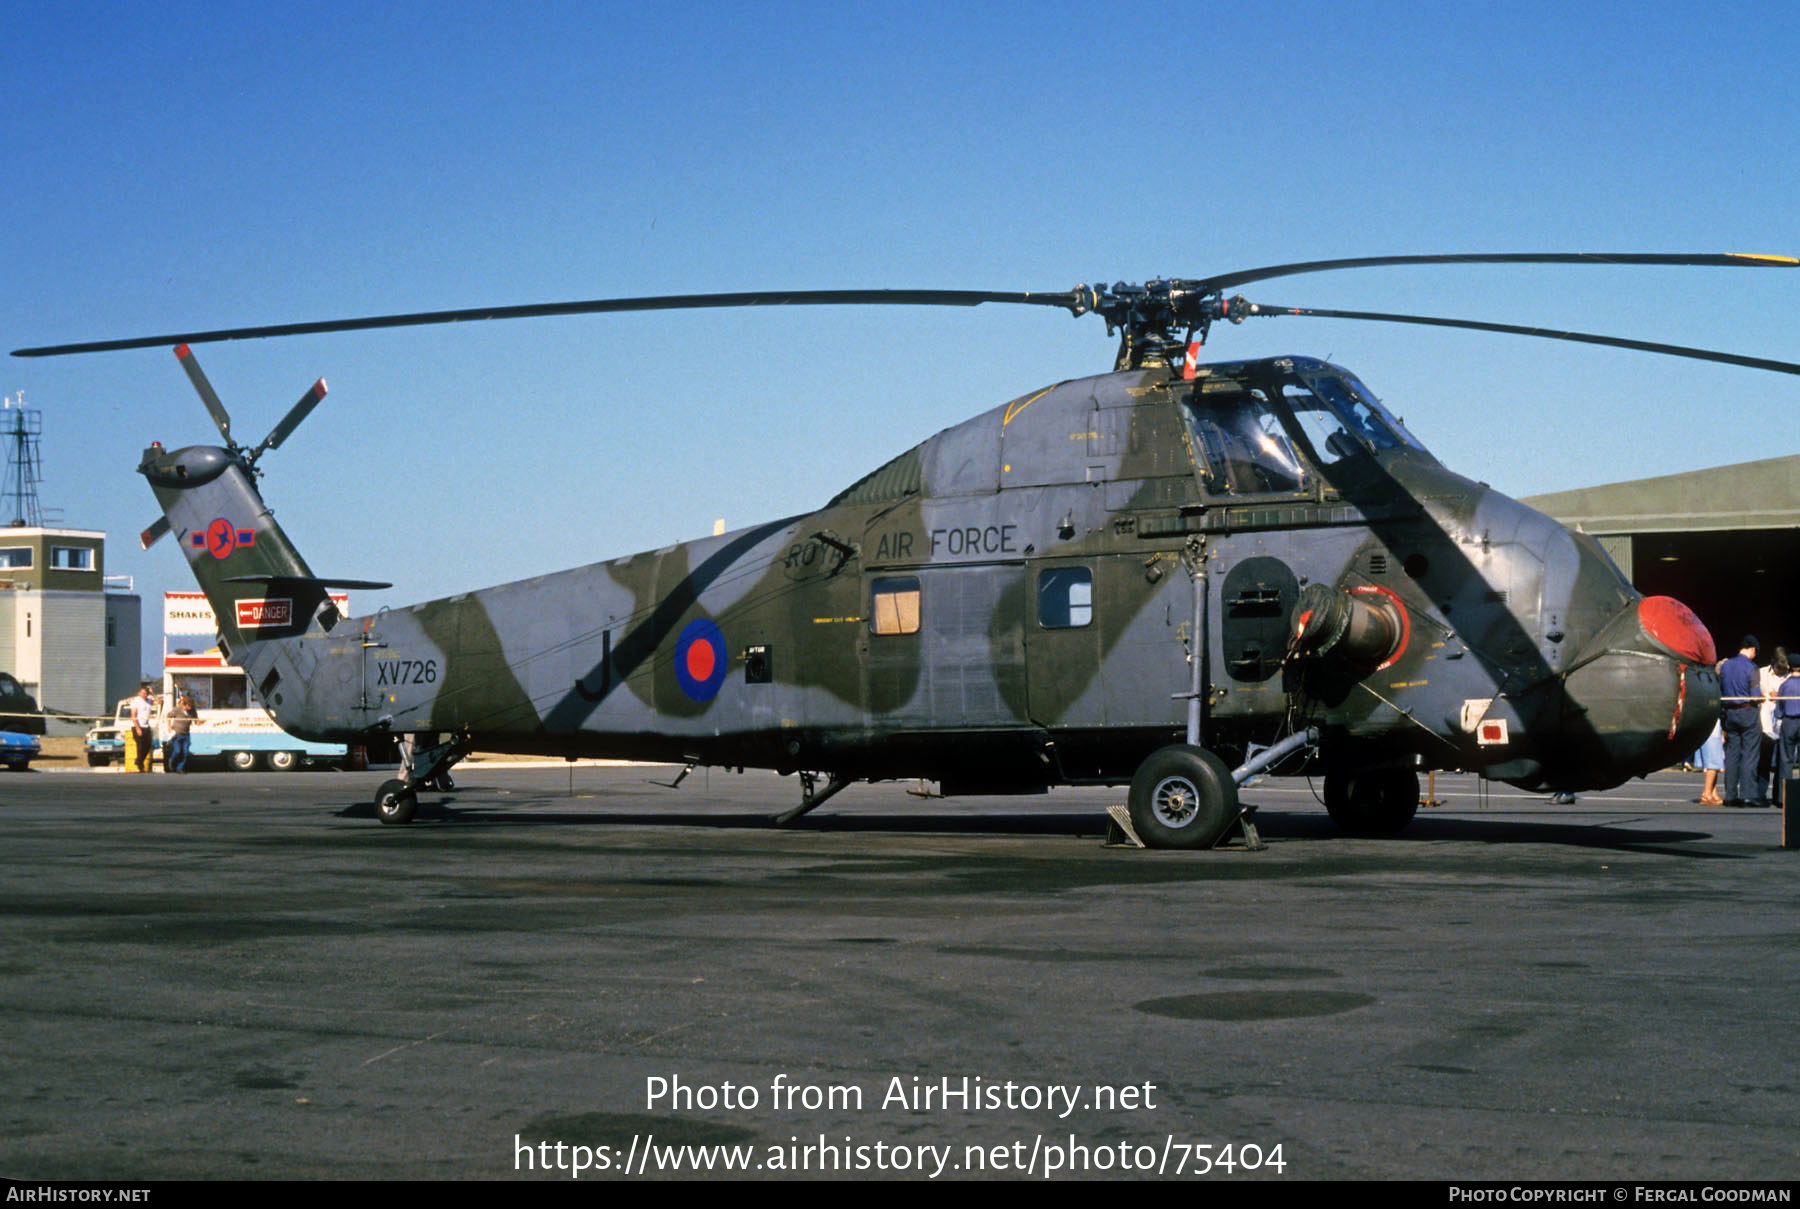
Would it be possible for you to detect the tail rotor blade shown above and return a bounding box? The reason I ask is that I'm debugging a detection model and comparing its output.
[252,378,328,460]
[174,344,233,445]
[140,516,171,549]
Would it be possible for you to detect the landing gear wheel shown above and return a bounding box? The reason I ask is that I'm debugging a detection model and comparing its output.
[375,778,417,825]
[1323,767,1420,835]
[1127,745,1238,849]
[228,750,259,772]
[268,750,300,772]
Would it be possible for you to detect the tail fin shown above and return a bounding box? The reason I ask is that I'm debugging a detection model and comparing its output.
[139,347,387,654]
[139,442,331,651]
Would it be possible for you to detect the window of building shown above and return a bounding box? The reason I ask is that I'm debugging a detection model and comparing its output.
[51,546,94,570]
[1038,567,1093,628]
[870,576,921,635]
[0,547,31,569]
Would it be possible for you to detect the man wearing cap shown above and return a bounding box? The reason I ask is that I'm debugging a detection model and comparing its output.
[1720,635,1766,806]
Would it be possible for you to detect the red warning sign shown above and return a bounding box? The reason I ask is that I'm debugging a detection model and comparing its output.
[236,598,293,628]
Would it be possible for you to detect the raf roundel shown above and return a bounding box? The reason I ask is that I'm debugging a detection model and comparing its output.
[193,516,255,560]
[674,618,728,702]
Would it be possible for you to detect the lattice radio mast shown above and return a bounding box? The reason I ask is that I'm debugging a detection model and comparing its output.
[2,392,58,529]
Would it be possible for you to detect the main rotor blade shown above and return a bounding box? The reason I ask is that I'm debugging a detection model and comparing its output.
[174,343,233,444]
[252,378,328,460]
[1193,252,1798,295]
[1235,301,1800,376]
[13,254,1792,358]
[12,289,1075,356]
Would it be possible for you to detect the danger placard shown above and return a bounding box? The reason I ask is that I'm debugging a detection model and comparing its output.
[236,598,294,628]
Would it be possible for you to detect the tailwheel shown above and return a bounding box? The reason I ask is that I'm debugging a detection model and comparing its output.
[1323,766,1420,835]
[375,778,417,825]
[1127,745,1238,849]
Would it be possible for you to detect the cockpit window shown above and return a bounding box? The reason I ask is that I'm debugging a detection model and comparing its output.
[1184,361,1432,497]
[1284,370,1424,464]
[1184,388,1308,495]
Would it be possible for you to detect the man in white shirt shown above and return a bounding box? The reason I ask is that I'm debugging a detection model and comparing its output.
[129,685,154,773]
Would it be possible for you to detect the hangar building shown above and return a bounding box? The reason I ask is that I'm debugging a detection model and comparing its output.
[1524,453,1800,659]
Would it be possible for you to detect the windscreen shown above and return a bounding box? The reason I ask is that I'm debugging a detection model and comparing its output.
[1184,363,1432,496]
[1282,368,1427,466]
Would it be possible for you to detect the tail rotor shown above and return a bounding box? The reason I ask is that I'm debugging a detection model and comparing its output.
[140,345,328,549]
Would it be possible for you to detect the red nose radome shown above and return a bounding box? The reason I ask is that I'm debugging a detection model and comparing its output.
[1639,596,1717,666]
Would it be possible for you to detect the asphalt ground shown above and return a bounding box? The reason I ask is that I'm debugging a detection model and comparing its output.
[1,763,1796,1182]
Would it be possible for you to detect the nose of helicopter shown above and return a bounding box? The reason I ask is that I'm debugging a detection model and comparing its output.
[1547,595,1719,790]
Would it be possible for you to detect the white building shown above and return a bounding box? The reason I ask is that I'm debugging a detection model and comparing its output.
[0,526,142,720]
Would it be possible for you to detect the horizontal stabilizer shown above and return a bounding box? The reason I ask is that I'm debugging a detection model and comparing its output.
[141,515,171,549]
[224,574,394,590]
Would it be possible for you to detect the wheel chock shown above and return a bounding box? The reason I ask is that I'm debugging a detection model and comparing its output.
[1107,803,1266,851]
[1105,804,1145,848]
[1216,808,1266,852]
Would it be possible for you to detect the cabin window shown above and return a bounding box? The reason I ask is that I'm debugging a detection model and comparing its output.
[1038,567,1093,628]
[51,546,94,571]
[870,576,921,635]
[0,547,31,569]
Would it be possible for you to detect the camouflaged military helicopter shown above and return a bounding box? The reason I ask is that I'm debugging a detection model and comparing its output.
[16,252,1800,844]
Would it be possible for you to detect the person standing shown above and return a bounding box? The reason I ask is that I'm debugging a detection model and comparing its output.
[1777,664,1800,810]
[1762,648,1792,803]
[1695,721,1724,805]
[1720,636,1765,807]
[129,685,155,774]
[165,691,197,774]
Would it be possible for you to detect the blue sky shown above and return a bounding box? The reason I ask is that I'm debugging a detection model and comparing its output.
[4,0,1797,672]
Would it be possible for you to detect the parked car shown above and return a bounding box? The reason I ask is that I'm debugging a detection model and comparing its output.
[84,721,127,766]
[0,671,45,736]
[1,729,40,770]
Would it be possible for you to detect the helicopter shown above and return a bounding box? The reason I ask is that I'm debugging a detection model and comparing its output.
[15,252,1800,846]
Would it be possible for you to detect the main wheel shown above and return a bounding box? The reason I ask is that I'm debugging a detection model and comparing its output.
[1323,766,1420,835]
[375,778,417,825]
[268,750,300,772]
[228,750,259,772]
[1127,745,1238,849]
